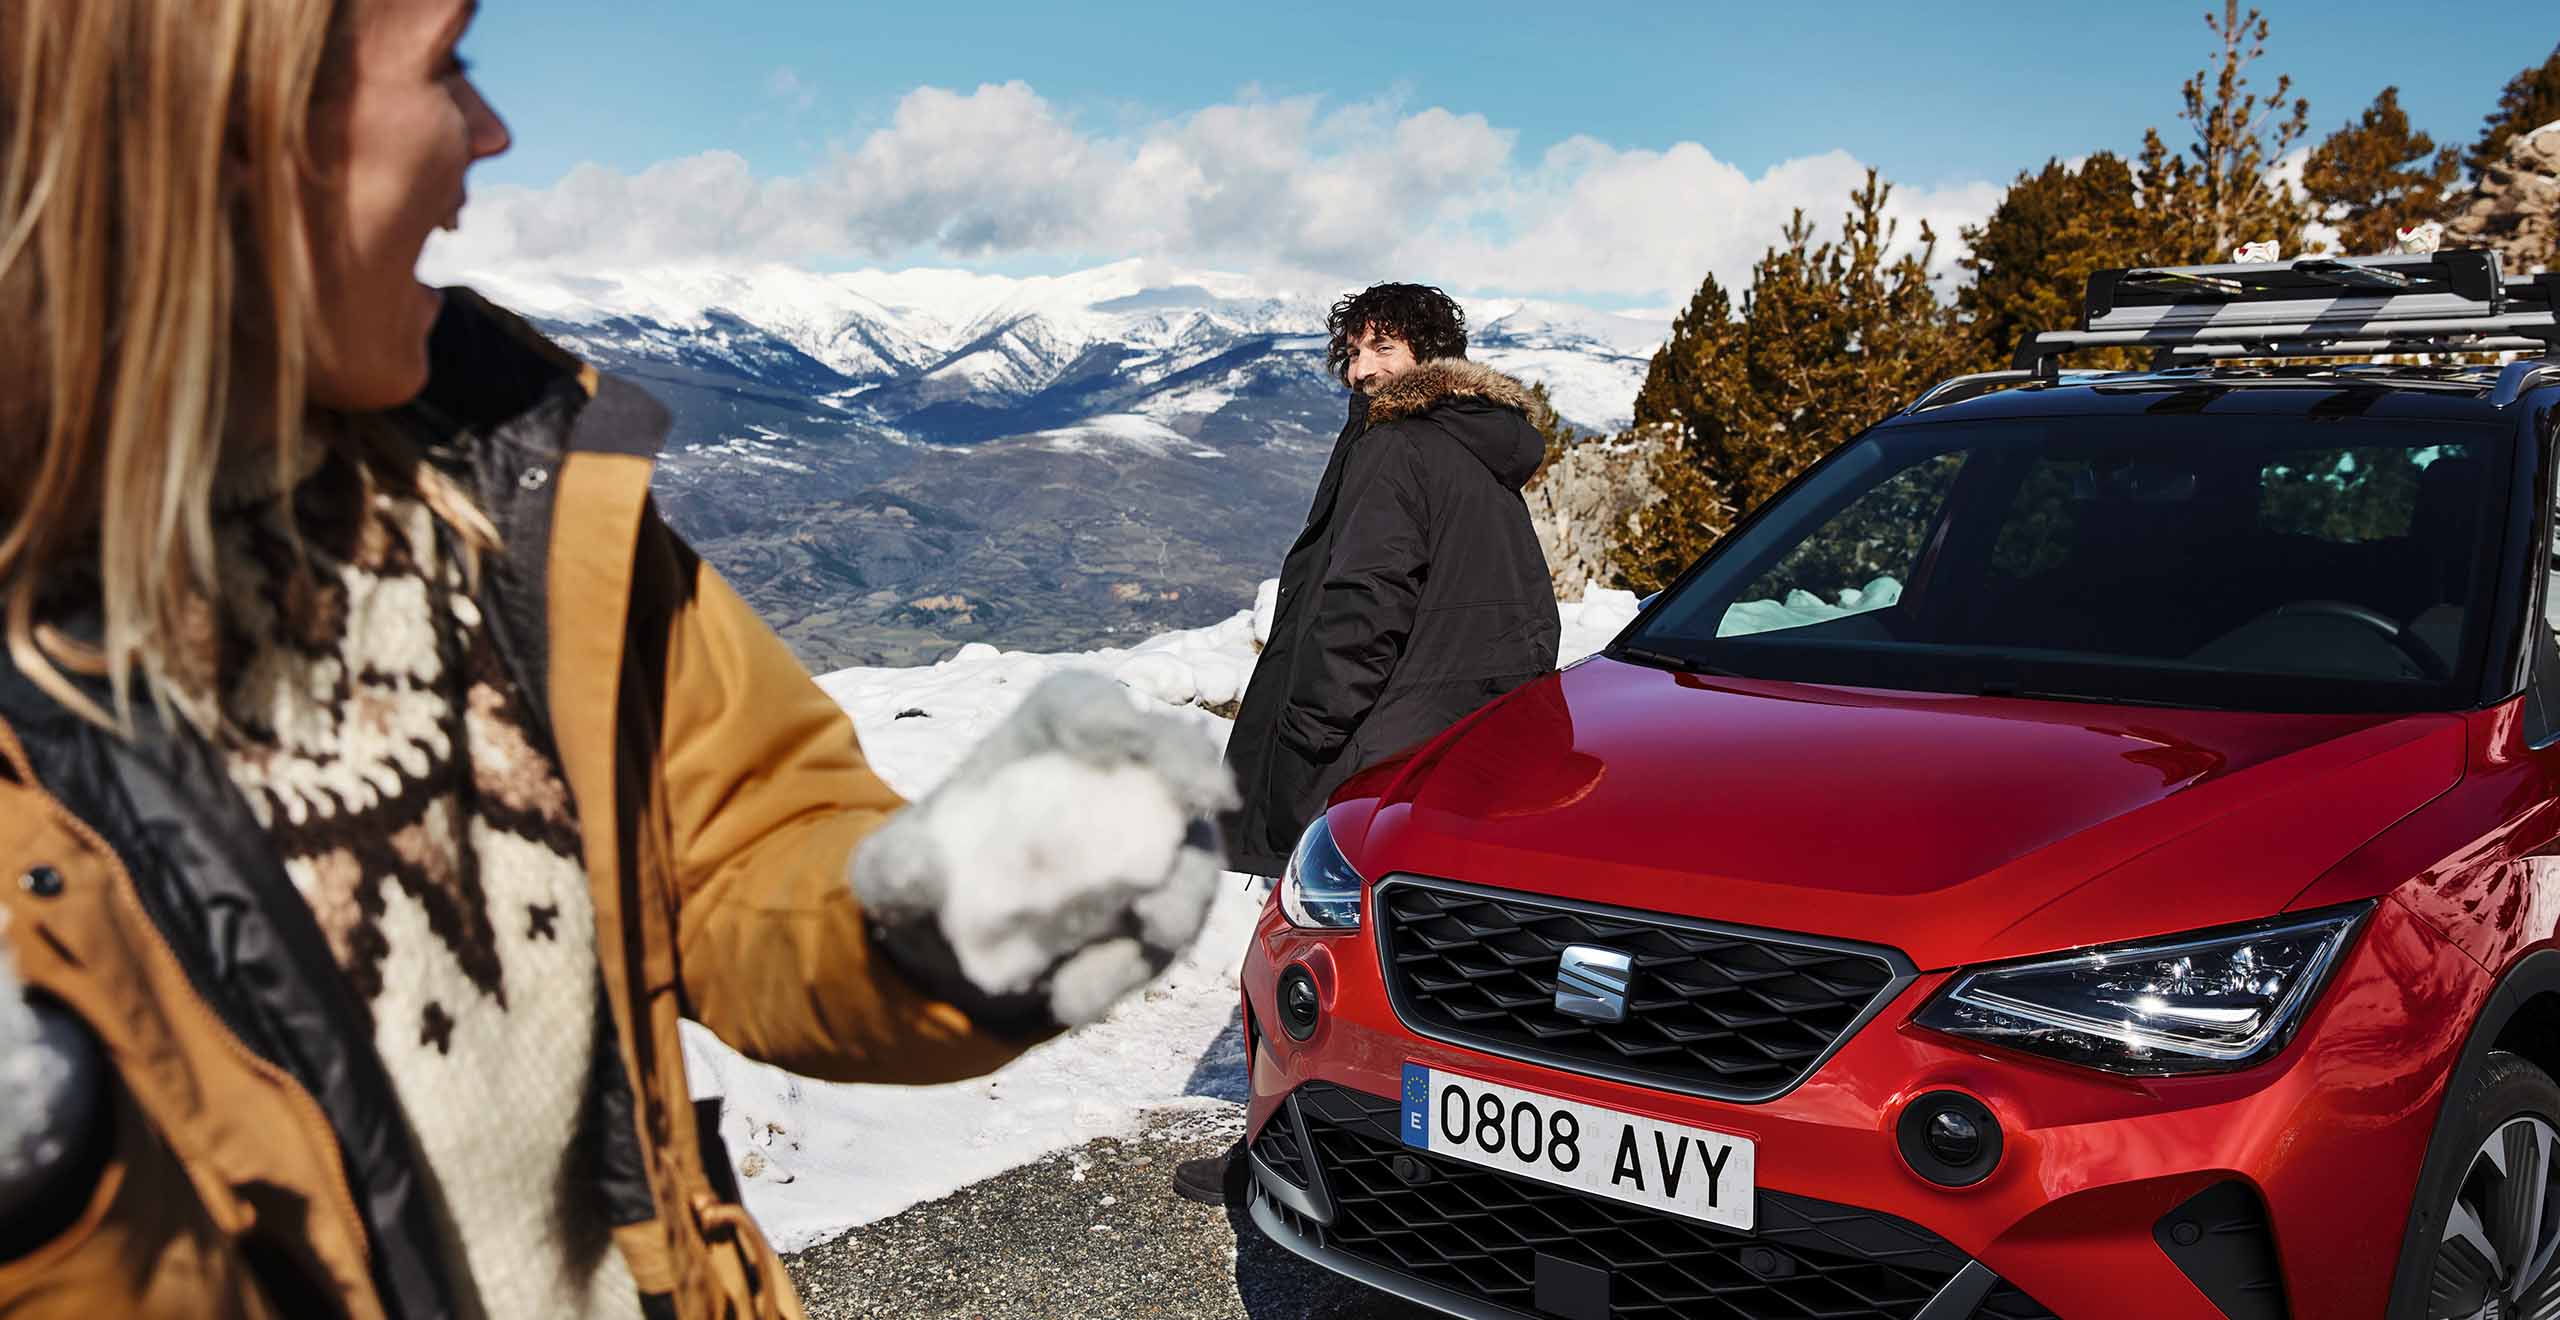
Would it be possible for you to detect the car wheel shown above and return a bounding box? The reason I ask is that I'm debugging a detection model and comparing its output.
[2413,1050,2560,1319]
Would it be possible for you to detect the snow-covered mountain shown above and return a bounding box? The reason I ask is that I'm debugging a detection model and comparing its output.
[450,258,1662,439]
[426,257,1665,669]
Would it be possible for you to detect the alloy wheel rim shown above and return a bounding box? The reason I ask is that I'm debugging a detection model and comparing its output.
[2433,1115,2560,1320]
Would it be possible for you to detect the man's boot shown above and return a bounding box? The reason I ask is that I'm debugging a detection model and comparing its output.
[1171,1145,1239,1206]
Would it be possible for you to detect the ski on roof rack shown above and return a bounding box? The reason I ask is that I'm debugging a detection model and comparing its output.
[2013,249,2560,377]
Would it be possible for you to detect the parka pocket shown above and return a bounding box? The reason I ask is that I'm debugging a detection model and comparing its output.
[0,1092,275,1319]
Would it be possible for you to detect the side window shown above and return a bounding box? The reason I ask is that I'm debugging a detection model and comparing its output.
[2530,418,2560,744]
[1719,452,1964,636]
[2546,552,2560,643]
[2546,447,2560,639]
[2529,550,2560,745]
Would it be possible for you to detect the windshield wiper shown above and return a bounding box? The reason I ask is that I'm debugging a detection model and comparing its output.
[1977,681,2184,709]
[1611,645,1737,677]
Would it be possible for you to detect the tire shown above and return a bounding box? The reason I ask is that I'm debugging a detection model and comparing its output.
[2402,1050,2560,1320]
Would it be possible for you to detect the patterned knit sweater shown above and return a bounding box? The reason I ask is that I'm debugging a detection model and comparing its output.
[208,446,641,1319]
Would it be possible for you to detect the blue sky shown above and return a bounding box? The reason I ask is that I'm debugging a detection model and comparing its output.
[432,1,2551,306]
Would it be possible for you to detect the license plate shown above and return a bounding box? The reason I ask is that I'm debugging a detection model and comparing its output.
[1399,1063,1754,1231]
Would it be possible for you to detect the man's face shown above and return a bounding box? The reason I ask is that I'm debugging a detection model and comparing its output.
[1345,325,1418,393]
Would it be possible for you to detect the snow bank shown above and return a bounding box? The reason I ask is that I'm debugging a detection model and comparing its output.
[1558,588,1641,661]
[682,882,1264,1250]
[692,580,1652,1250]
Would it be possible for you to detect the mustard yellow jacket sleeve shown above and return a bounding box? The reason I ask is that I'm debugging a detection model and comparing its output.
[651,543,1046,1084]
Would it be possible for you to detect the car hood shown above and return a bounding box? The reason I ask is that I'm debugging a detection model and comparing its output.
[1335,656,2466,969]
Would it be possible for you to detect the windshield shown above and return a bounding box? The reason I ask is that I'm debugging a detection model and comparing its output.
[1622,415,2512,713]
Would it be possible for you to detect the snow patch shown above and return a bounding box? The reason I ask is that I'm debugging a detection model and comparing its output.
[1251,579,1280,648]
[1023,413,1189,455]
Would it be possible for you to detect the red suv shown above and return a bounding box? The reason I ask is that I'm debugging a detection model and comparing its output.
[1238,253,2560,1320]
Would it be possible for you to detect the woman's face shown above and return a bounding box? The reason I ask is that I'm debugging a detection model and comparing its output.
[304,0,510,412]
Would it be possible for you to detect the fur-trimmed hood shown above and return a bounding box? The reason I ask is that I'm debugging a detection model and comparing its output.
[1360,358,1550,492]
[1364,357,1546,427]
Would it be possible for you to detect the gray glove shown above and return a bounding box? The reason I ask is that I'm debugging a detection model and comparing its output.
[850,670,1237,1032]
[2,926,107,1240]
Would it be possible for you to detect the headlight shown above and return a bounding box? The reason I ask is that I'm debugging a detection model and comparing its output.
[1913,903,2372,1075]
[1279,816,1365,929]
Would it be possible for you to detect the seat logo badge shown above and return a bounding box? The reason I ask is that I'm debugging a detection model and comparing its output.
[1555,945,1634,1023]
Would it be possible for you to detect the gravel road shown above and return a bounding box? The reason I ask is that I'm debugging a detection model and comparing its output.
[783,1106,1437,1320]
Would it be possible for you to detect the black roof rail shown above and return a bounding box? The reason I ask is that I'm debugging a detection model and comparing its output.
[1900,369,2044,415]
[2017,251,2559,376]
[2492,359,2560,408]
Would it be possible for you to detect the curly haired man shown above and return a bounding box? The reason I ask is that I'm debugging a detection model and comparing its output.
[1176,283,1559,1205]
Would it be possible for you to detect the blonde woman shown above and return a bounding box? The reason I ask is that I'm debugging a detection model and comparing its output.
[0,2,1232,1317]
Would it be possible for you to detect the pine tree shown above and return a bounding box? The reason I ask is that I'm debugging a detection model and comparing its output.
[1524,380,1597,484]
[1959,153,2157,371]
[1611,278,1747,591]
[2303,87,2459,255]
[2468,45,2560,182]
[2138,1,2311,261]
[1608,172,1965,595]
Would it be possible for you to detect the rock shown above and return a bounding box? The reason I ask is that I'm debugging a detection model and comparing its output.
[1522,427,1678,598]
[2448,119,2560,274]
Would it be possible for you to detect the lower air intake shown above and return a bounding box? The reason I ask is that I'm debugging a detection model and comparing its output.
[1261,1082,2059,1320]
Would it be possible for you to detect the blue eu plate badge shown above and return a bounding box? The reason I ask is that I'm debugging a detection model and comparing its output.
[1400,1063,1432,1149]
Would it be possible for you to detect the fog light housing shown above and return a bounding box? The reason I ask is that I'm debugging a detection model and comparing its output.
[1898,1091,2001,1187]
[1278,965,1321,1040]
[1925,1109,1982,1165]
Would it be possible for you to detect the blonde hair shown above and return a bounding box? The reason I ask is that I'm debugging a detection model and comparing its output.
[0,0,491,734]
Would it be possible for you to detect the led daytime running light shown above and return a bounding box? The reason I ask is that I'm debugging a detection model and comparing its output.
[1916,904,2371,1075]
[1279,816,1365,929]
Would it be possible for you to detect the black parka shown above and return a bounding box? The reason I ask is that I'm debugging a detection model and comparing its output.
[1221,358,1561,876]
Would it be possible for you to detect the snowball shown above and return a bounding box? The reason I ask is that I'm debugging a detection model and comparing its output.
[1046,940,1154,1028]
[922,754,1186,997]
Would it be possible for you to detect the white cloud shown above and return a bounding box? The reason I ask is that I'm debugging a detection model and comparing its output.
[767,67,817,113]
[428,81,2002,304]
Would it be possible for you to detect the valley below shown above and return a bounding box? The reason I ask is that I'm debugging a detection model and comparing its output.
[480,259,1656,667]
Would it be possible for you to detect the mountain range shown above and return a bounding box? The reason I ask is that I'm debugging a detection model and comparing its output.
[447,259,1666,668]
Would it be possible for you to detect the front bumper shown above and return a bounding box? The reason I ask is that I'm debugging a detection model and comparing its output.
[1242,891,2487,1319]
[1248,1080,2053,1320]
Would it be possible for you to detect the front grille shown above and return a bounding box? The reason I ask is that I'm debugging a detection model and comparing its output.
[1266,1083,2057,1320]
[1375,878,1908,1100]
[1252,1109,1312,1188]
[1981,1283,2064,1320]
